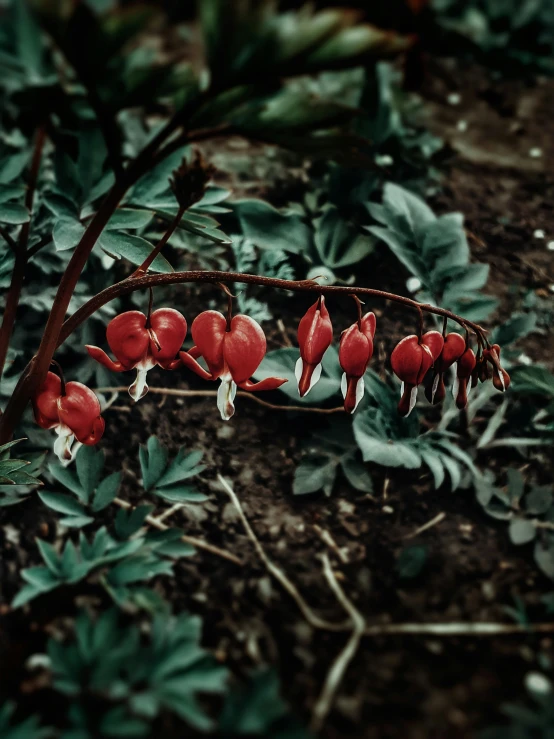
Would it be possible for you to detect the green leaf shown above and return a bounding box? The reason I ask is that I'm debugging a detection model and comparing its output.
[92,472,121,512]
[314,206,374,269]
[139,436,168,491]
[293,456,337,496]
[14,0,44,80]
[509,517,537,545]
[234,199,311,255]
[53,217,86,251]
[48,463,87,501]
[511,366,554,399]
[105,208,154,230]
[341,453,373,492]
[38,491,87,518]
[76,446,105,499]
[0,202,29,224]
[98,230,173,273]
[525,486,553,516]
[152,485,208,503]
[490,312,537,346]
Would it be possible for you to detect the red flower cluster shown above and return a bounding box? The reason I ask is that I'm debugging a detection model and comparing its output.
[33,371,105,462]
[391,331,510,417]
[33,295,511,458]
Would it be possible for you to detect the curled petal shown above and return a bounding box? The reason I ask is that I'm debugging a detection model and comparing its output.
[86,345,125,372]
[339,324,373,378]
[53,425,75,463]
[239,377,288,392]
[391,336,432,386]
[179,350,214,381]
[435,332,466,372]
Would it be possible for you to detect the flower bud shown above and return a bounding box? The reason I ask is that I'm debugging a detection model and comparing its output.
[296,297,333,397]
[339,312,376,414]
[391,330,443,416]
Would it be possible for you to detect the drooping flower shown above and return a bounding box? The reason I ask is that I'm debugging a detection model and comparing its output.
[425,331,466,404]
[296,296,333,397]
[86,308,187,401]
[179,310,287,420]
[391,330,444,416]
[483,343,511,391]
[452,345,477,409]
[33,371,105,463]
[339,312,376,414]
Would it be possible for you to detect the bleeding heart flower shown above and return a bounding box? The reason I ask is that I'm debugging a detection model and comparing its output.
[339,312,376,414]
[86,308,187,401]
[180,310,287,420]
[33,371,105,463]
[483,343,511,391]
[425,331,466,404]
[452,345,477,409]
[296,296,333,397]
[391,330,444,416]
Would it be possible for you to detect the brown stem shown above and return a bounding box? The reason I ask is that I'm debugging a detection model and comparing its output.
[0,126,46,381]
[351,294,363,330]
[131,204,186,278]
[56,271,487,351]
[0,226,16,253]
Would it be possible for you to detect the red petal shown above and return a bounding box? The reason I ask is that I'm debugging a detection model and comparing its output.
[106,311,149,369]
[58,382,104,444]
[239,377,288,392]
[339,324,373,378]
[391,335,426,385]
[224,315,267,384]
[421,330,444,362]
[149,308,187,367]
[297,297,333,365]
[86,345,125,372]
[191,310,226,377]
[457,347,477,379]
[179,350,214,381]
[436,332,465,371]
[360,312,377,340]
[33,371,62,429]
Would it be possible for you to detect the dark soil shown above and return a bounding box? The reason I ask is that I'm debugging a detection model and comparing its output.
[2,57,554,738]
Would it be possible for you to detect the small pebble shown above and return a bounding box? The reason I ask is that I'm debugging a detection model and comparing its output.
[447,92,461,106]
[382,505,394,514]
[549,285,554,294]
[547,241,554,251]
[456,120,468,132]
[529,147,543,159]
[406,277,422,293]
[534,229,545,239]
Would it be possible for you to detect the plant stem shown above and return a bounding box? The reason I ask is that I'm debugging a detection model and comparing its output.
[57,271,487,350]
[130,205,186,277]
[0,126,46,381]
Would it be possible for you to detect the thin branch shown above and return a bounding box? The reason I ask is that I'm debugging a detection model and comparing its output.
[0,126,46,380]
[112,496,242,566]
[131,204,186,277]
[311,553,366,734]
[95,386,344,415]
[57,270,487,350]
[217,474,347,631]
[0,226,16,253]
[402,512,446,540]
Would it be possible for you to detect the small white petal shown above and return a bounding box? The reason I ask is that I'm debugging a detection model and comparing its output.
[295,357,303,386]
[340,372,347,400]
[452,375,460,400]
[405,386,418,416]
[129,368,149,402]
[431,373,440,403]
[217,379,237,421]
[400,381,405,397]
[354,376,365,413]
[53,425,77,464]
[296,357,322,397]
